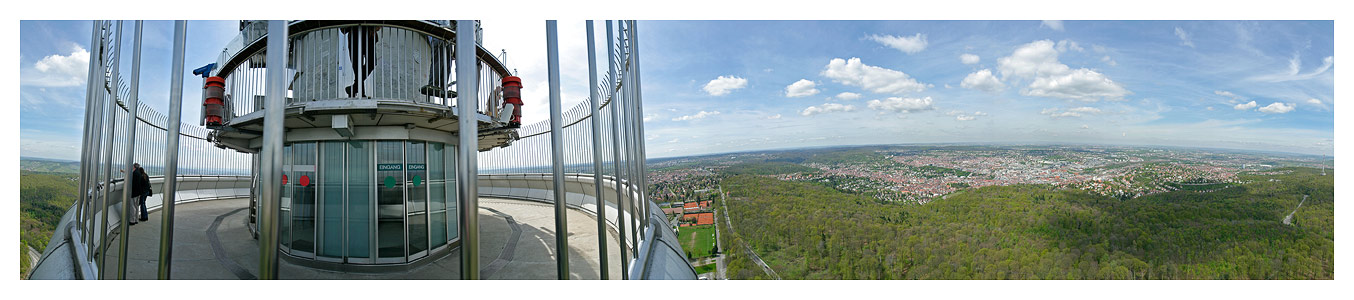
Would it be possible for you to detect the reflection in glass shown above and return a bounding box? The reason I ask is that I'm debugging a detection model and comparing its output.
[376,141,405,260]
[447,144,458,241]
[346,141,372,260]
[291,142,317,255]
[429,143,446,245]
[407,141,428,257]
[281,144,292,250]
[319,141,344,258]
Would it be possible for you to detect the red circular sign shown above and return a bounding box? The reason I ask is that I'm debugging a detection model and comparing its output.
[299,175,311,187]
[282,174,288,185]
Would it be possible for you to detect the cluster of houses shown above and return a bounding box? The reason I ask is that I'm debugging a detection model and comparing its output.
[663,200,715,227]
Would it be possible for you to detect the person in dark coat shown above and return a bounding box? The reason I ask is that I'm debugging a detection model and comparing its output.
[131,163,151,223]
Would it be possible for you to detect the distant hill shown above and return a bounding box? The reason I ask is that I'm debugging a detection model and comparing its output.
[20,158,80,174]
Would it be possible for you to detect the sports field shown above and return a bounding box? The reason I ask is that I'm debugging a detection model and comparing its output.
[678,224,717,258]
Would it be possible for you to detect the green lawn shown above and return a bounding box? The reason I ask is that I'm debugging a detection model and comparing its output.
[678,225,717,259]
[693,262,717,274]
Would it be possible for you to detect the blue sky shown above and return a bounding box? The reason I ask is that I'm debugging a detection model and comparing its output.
[18,20,1335,160]
[636,20,1334,158]
[20,20,237,160]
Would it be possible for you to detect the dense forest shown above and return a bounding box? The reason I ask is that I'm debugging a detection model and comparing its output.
[718,167,1333,279]
[19,170,80,278]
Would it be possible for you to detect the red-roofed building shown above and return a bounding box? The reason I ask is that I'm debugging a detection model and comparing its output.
[682,212,715,226]
[695,212,714,225]
[683,201,700,212]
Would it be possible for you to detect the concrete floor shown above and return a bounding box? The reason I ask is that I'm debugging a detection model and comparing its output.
[96,197,625,280]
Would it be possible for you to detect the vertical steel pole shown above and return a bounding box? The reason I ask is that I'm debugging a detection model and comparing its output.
[585,20,609,280]
[259,20,288,280]
[630,21,651,237]
[77,20,101,234]
[627,22,642,235]
[86,24,110,261]
[157,20,188,280]
[117,20,144,280]
[455,19,481,280]
[545,20,570,280]
[97,20,125,278]
[606,21,633,277]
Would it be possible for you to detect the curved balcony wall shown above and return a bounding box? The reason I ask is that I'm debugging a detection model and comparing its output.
[215,21,509,123]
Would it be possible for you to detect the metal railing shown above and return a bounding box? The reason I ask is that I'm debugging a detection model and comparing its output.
[38,19,690,280]
[476,20,692,279]
[215,21,508,123]
[57,20,254,280]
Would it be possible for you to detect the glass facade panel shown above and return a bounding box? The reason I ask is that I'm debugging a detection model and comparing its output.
[280,144,292,250]
[277,139,459,264]
[429,143,446,245]
[291,142,317,255]
[346,141,372,260]
[319,141,344,258]
[446,144,458,241]
[376,141,406,260]
[407,142,428,256]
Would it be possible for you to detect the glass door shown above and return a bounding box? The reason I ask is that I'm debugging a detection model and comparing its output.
[375,141,406,263]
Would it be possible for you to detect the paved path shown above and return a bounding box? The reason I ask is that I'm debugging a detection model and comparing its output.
[713,210,726,280]
[717,185,780,280]
[25,245,41,279]
[96,197,622,279]
[1284,195,1308,225]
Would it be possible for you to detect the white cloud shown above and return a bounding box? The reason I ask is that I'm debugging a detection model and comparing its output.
[946,110,964,116]
[956,115,976,121]
[1056,40,1084,52]
[1101,55,1117,66]
[643,114,657,122]
[801,103,855,116]
[1040,107,1101,119]
[868,33,928,54]
[766,114,782,120]
[1041,20,1064,31]
[1233,101,1257,110]
[1024,69,1130,101]
[1215,90,1245,103]
[1068,106,1102,114]
[1045,111,1083,119]
[784,79,820,97]
[997,40,1130,101]
[1304,98,1328,110]
[1248,55,1334,83]
[23,45,90,87]
[822,57,927,94]
[834,92,861,101]
[960,69,1004,92]
[702,75,748,96]
[1257,102,1295,114]
[1174,27,1195,48]
[960,53,980,65]
[973,111,988,116]
[672,110,721,121]
[867,97,934,113]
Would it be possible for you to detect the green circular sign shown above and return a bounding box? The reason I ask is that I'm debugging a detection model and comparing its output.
[413,175,423,187]
[384,176,396,189]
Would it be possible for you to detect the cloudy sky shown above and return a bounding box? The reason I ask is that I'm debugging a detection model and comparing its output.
[18,20,1335,161]
[637,20,1334,158]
